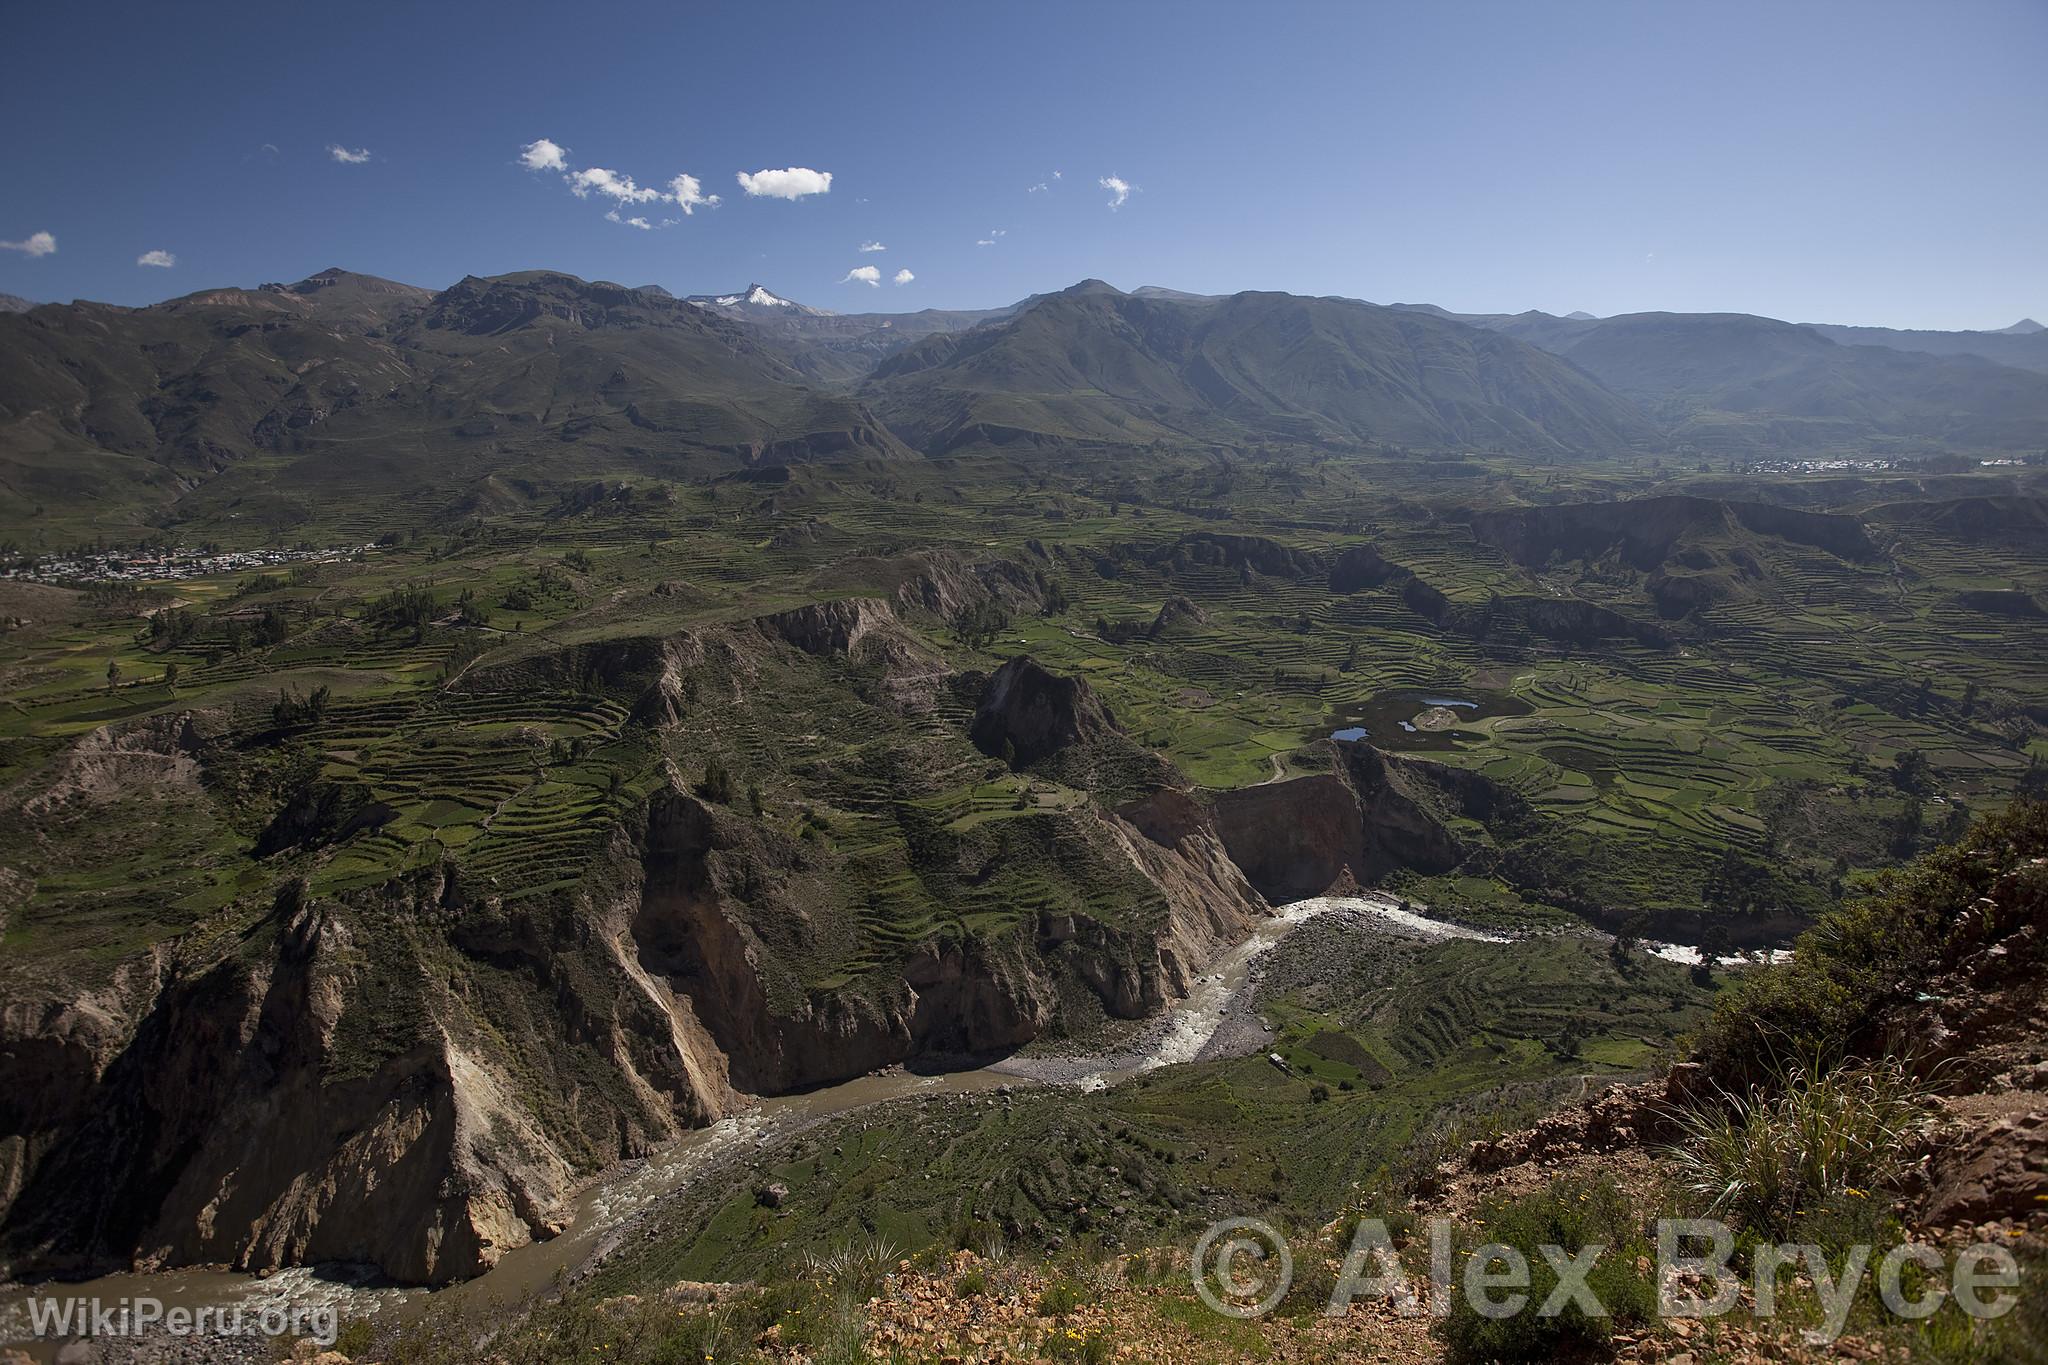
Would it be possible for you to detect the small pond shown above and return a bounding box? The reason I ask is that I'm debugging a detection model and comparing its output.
[1324,688,1532,751]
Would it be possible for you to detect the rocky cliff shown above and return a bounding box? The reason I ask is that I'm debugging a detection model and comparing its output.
[1208,742,1469,902]
[0,659,1267,1288]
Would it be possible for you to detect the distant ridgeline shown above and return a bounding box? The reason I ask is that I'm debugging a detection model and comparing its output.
[3,268,2046,543]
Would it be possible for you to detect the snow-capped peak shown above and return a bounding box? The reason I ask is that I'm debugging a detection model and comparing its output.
[704,284,794,309]
[683,284,835,318]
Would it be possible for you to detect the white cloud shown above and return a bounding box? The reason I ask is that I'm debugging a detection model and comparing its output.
[571,167,663,203]
[136,249,176,268]
[976,238,995,247]
[737,166,832,199]
[841,265,881,286]
[518,142,722,224]
[1029,171,1063,193]
[0,231,56,257]
[859,240,886,252]
[519,138,569,173]
[669,173,720,215]
[328,145,372,164]
[892,269,914,286]
[1099,175,1132,209]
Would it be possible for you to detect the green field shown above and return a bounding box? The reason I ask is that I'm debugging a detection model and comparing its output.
[4,449,2040,991]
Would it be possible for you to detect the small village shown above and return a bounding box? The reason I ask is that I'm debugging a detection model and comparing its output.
[0,543,375,586]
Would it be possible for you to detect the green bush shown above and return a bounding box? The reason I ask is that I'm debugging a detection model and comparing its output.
[1694,800,2047,1080]
[1435,1177,1656,1364]
[1035,1277,1084,1317]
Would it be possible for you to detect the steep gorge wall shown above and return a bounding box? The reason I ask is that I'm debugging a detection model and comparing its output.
[0,862,746,1286]
[1208,743,1470,902]
[0,756,1271,1287]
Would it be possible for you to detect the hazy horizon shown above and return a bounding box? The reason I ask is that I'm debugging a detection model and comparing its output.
[6,266,2042,336]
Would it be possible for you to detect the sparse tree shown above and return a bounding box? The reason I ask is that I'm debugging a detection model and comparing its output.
[1890,748,1931,796]
[698,756,735,805]
[950,599,1011,650]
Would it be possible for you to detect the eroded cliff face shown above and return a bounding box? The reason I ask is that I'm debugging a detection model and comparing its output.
[0,638,1321,1290]
[0,861,747,1286]
[1209,743,1469,902]
[0,749,1271,1287]
[628,777,1266,1091]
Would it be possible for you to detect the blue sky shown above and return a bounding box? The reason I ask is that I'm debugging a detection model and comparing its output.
[2,0,2043,329]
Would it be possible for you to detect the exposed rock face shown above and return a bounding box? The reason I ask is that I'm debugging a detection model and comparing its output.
[458,630,709,727]
[1462,1075,1689,1174]
[22,711,206,814]
[1923,1111,2048,1225]
[627,783,1056,1092]
[1209,743,1468,902]
[1146,533,1324,580]
[1147,595,1209,638]
[970,657,1119,767]
[890,547,1054,621]
[0,846,765,1285]
[2,747,1272,1288]
[1958,588,2044,618]
[759,597,899,658]
[1512,595,1666,646]
[630,777,1265,1088]
[1104,790,1269,999]
[0,882,607,1284]
[1466,496,1881,622]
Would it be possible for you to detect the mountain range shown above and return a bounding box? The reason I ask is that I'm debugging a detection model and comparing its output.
[866,281,1655,454]
[2,267,2044,538]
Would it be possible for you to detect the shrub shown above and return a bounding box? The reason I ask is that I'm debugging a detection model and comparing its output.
[799,1233,901,1302]
[1694,800,2048,1081]
[1435,1177,1655,1363]
[331,1319,375,1357]
[950,598,1011,649]
[1335,1205,1415,1251]
[1034,1278,1084,1318]
[365,581,438,632]
[698,755,736,804]
[1664,1055,1930,1240]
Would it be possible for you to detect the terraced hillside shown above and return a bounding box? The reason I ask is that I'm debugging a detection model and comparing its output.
[0,441,2041,1291]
